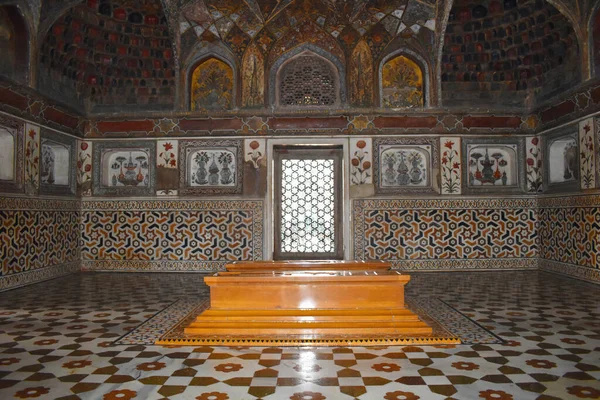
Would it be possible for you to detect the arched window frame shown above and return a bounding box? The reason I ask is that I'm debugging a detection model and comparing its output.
[378,49,430,108]
[269,44,346,108]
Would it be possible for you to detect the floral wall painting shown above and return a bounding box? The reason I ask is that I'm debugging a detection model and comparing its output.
[156,140,178,195]
[242,43,265,108]
[467,145,517,187]
[525,136,543,193]
[92,141,156,196]
[579,118,596,190]
[462,138,525,194]
[0,126,15,182]
[350,138,372,185]
[440,137,461,195]
[179,140,243,195]
[190,57,234,112]
[349,41,373,107]
[39,129,76,196]
[245,139,265,170]
[24,123,40,195]
[77,141,92,196]
[381,54,424,108]
[373,138,437,194]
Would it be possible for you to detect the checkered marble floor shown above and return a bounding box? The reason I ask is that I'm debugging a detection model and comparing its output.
[0,270,598,400]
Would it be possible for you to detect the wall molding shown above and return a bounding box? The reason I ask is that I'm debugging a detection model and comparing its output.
[0,261,80,292]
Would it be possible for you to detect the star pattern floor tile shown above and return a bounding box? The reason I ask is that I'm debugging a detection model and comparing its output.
[0,270,599,400]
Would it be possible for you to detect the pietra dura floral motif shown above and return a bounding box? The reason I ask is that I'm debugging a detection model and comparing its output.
[77,141,92,196]
[92,141,156,197]
[525,136,543,193]
[156,140,178,195]
[190,58,234,112]
[350,138,372,185]
[578,118,596,189]
[179,140,243,195]
[24,123,39,195]
[373,138,437,194]
[440,138,461,195]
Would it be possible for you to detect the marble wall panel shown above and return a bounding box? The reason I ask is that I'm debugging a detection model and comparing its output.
[579,118,596,190]
[440,137,461,195]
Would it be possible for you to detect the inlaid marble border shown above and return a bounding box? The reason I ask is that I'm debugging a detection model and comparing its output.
[539,259,600,284]
[389,258,538,271]
[0,196,81,211]
[0,261,80,292]
[82,260,229,272]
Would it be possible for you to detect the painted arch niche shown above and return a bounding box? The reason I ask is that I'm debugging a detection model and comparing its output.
[0,6,29,84]
[242,43,265,108]
[350,41,373,107]
[190,58,234,112]
[381,54,424,108]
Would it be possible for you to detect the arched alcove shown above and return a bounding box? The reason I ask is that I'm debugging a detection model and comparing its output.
[0,5,29,85]
[188,57,235,112]
[379,50,429,108]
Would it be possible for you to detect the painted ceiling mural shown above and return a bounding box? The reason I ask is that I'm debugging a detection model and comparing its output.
[10,0,599,114]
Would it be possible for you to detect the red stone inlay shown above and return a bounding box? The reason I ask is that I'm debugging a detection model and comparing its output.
[179,118,244,132]
[96,120,155,134]
[44,107,80,130]
[590,86,600,104]
[269,117,348,130]
[462,116,521,129]
[541,100,576,123]
[373,116,437,129]
[0,87,28,111]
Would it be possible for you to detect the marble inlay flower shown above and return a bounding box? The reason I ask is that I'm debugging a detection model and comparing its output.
[34,339,58,346]
[63,360,92,369]
[452,361,479,371]
[214,363,243,372]
[290,392,326,400]
[372,362,401,372]
[0,357,20,366]
[526,359,557,369]
[567,385,600,398]
[136,361,166,371]
[479,389,513,400]
[103,389,137,400]
[15,387,50,399]
[384,391,420,400]
[196,393,230,400]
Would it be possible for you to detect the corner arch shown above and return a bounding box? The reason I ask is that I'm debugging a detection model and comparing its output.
[268,43,346,107]
[0,5,30,85]
[378,49,430,108]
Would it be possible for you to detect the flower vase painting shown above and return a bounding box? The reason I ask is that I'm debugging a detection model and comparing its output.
[190,150,236,187]
[380,146,428,188]
[40,141,70,186]
[548,136,578,184]
[467,145,517,188]
[105,151,150,187]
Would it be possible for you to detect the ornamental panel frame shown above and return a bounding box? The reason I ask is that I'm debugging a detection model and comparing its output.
[543,126,580,193]
[39,128,76,196]
[92,141,156,197]
[461,137,527,195]
[178,139,243,196]
[373,137,438,195]
[0,115,24,194]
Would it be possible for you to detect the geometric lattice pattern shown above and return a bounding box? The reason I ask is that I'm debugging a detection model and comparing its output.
[0,271,599,400]
[354,199,538,265]
[279,56,337,107]
[280,159,335,253]
[539,207,600,269]
[81,210,256,262]
[0,210,79,276]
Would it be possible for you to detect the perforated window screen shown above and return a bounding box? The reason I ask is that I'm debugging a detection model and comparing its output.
[273,146,343,260]
[279,56,337,107]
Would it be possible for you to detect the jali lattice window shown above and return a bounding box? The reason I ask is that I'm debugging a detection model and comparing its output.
[273,146,343,260]
[278,55,338,107]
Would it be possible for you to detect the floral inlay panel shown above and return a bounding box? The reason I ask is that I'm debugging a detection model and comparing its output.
[179,140,243,195]
[350,138,372,185]
[40,129,76,196]
[440,138,461,195]
[77,141,93,196]
[381,55,423,108]
[24,123,40,195]
[579,118,596,190]
[525,137,542,193]
[157,140,178,195]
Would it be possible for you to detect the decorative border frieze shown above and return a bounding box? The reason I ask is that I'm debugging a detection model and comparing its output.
[0,261,80,292]
[0,196,81,211]
[390,258,538,271]
[539,259,600,284]
[81,260,228,272]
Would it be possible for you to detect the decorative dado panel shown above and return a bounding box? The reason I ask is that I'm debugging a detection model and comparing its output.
[538,194,600,270]
[0,196,81,291]
[353,198,538,270]
[81,200,263,272]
